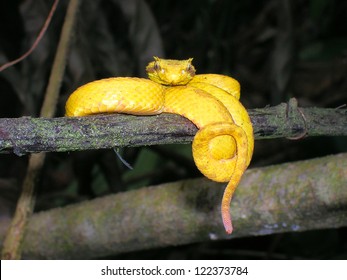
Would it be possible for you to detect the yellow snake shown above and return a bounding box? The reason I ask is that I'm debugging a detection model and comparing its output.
[65,57,254,234]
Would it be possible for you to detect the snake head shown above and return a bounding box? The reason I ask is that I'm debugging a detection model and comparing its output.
[146,56,196,85]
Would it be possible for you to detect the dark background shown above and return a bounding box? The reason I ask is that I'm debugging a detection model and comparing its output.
[0,0,346,259]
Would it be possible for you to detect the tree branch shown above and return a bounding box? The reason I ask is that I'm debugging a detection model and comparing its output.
[0,98,346,155]
[0,152,345,259]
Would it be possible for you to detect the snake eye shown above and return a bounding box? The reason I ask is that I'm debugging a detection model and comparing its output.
[153,61,160,72]
[186,62,195,76]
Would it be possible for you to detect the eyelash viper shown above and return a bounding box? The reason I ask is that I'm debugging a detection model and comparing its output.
[65,57,254,234]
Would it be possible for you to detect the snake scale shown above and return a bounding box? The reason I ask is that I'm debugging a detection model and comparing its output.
[65,57,254,234]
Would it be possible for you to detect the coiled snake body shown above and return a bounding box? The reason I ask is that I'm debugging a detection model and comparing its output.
[65,57,254,234]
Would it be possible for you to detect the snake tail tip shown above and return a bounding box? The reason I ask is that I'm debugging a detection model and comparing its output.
[222,211,233,234]
[224,222,233,235]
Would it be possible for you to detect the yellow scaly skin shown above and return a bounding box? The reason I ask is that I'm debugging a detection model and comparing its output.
[65,56,254,234]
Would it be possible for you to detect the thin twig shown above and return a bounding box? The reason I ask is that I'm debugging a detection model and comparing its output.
[0,0,60,72]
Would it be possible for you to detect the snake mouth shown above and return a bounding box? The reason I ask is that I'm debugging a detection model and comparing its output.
[148,71,194,86]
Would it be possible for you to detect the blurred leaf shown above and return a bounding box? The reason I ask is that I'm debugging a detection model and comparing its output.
[122,148,161,189]
[299,38,347,61]
[115,0,164,76]
[309,0,331,20]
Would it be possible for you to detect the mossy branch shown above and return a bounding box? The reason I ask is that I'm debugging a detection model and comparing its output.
[0,98,346,155]
[0,153,345,259]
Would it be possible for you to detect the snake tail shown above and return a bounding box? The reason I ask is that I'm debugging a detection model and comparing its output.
[221,126,248,234]
[192,122,248,234]
[221,147,248,234]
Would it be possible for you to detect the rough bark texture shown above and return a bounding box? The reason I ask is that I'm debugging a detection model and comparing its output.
[0,99,346,155]
[0,153,346,259]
